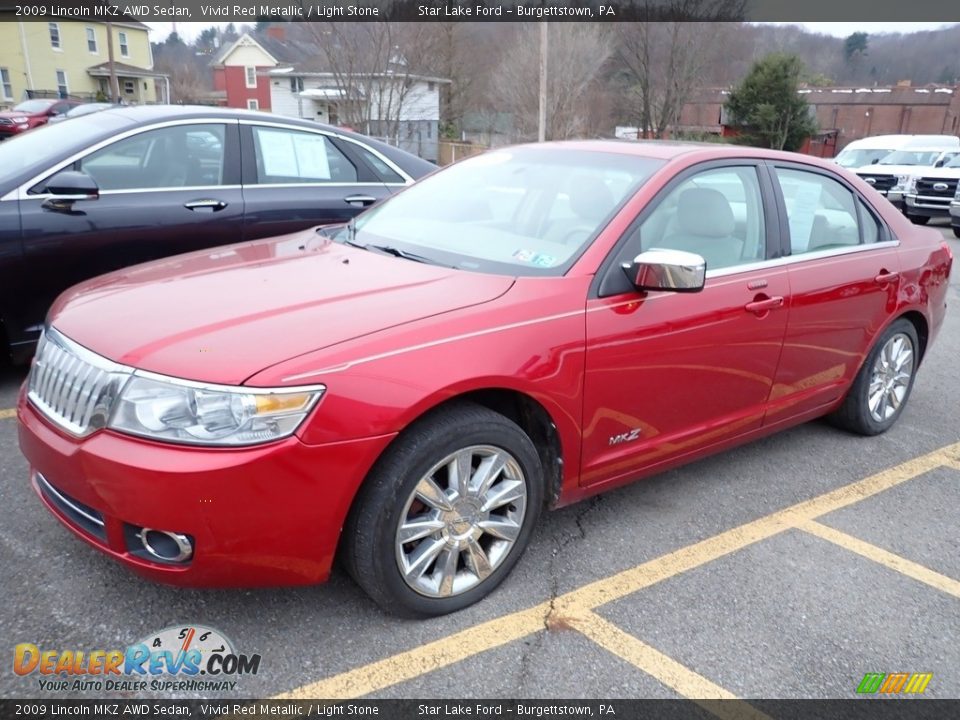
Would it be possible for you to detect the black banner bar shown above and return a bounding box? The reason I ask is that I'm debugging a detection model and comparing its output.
[0,0,959,23]
[2,700,960,720]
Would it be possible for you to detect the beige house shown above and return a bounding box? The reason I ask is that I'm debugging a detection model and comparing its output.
[0,21,168,110]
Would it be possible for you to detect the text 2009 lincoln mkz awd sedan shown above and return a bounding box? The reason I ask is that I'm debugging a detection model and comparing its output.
[18,142,952,616]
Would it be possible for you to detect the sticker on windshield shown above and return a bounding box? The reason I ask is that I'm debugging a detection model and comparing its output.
[532,253,556,267]
[512,249,536,262]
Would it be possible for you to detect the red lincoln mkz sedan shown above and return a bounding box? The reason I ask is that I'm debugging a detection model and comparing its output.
[18,142,952,616]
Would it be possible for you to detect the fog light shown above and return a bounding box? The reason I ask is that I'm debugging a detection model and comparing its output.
[134,528,193,563]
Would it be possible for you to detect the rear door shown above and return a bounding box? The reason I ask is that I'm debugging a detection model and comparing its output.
[764,162,902,424]
[239,122,397,240]
[18,120,244,335]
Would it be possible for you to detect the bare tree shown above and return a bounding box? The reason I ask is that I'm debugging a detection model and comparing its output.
[300,22,442,143]
[614,0,746,138]
[492,23,614,141]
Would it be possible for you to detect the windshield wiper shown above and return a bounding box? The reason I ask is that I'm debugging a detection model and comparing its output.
[364,244,439,265]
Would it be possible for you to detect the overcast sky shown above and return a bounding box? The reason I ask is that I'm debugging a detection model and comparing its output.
[145,21,958,43]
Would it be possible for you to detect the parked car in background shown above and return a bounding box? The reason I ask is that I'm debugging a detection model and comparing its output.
[0,105,436,363]
[0,98,81,139]
[47,102,118,124]
[855,145,960,212]
[833,134,959,170]
[904,153,960,234]
[17,142,952,617]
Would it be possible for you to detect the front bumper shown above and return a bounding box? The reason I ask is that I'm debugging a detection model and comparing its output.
[906,194,952,219]
[18,393,395,587]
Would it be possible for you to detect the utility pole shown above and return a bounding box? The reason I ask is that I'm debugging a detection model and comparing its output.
[537,23,548,142]
[106,22,119,102]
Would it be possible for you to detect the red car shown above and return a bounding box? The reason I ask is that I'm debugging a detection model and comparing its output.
[0,99,80,139]
[17,142,952,616]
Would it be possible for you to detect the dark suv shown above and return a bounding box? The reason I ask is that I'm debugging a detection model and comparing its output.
[0,99,80,140]
[0,105,436,362]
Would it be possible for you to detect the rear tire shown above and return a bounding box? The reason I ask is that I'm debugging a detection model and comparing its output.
[829,318,919,436]
[908,215,930,225]
[953,226,960,239]
[343,402,543,617]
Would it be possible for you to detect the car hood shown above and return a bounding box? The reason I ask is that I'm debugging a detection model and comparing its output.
[49,229,515,385]
[857,164,933,175]
[0,110,35,120]
[906,167,960,179]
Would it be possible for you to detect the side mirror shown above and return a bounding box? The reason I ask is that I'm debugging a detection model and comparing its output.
[871,158,880,164]
[45,171,99,202]
[621,248,706,293]
[934,159,946,168]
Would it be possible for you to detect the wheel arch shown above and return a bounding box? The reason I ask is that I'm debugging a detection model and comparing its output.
[898,310,929,364]
[334,387,567,568]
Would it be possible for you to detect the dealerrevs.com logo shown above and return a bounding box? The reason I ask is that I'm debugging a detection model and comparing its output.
[14,625,261,693]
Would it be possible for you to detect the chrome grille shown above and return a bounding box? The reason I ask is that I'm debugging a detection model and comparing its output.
[28,329,130,436]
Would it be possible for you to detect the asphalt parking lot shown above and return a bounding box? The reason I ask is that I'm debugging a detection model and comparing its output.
[1,223,957,705]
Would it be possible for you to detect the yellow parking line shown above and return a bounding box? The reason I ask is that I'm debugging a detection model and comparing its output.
[799,519,960,599]
[943,459,960,472]
[570,611,770,719]
[275,441,959,700]
[0,408,15,420]
[276,605,550,699]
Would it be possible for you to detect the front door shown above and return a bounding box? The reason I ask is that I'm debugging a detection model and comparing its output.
[19,121,244,340]
[581,163,788,488]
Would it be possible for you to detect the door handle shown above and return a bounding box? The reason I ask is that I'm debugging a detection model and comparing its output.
[184,199,227,211]
[745,296,784,315]
[343,194,377,207]
[874,270,899,284]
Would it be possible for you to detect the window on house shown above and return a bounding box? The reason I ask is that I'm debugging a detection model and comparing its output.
[55,70,68,98]
[49,23,61,49]
[1,68,12,101]
[290,77,304,93]
[247,99,259,110]
[245,66,257,88]
[123,80,135,96]
[119,32,129,57]
[86,27,98,53]
[428,82,436,92]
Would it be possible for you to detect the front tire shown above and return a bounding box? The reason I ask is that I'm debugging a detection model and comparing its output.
[829,318,919,436]
[343,403,543,617]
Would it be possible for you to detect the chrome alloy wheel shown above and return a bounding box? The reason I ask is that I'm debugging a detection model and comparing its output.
[868,332,914,422]
[395,445,527,598]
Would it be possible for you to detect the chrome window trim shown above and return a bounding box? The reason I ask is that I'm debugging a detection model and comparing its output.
[7,118,240,202]
[243,181,403,190]
[24,184,242,200]
[239,117,415,185]
[704,239,901,280]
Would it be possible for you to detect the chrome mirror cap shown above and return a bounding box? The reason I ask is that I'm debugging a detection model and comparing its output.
[622,248,706,293]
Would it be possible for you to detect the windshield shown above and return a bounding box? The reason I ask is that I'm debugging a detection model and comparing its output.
[944,154,960,169]
[0,113,127,187]
[342,147,664,276]
[11,100,54,114]
[835,148,893,168]
[878,150,943,166]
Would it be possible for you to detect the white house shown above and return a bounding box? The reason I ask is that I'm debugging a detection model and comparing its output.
[268,68,448,163]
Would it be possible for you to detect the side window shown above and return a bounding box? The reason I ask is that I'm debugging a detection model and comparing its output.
[251,127,358,184]
[858,200,881,244]
[623,166,766,271]
[74,124,226,191]
[774,167,861,254]
[350,142,406,184]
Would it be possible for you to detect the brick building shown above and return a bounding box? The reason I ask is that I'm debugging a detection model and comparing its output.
[675,84,960,155]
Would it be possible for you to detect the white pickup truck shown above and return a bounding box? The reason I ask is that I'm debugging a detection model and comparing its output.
[903,154,960,237]
[855,146,960,214]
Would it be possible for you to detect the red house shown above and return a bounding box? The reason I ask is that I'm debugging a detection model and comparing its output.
[210,32,280,111]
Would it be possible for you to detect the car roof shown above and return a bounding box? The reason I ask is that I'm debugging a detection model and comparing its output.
[515,139,842,168]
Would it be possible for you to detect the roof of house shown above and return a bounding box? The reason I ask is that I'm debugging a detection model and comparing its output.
[86,62,167,79]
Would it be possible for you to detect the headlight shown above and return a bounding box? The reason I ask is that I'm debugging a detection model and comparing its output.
[109,373,324,446]
[893,175,911,192]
